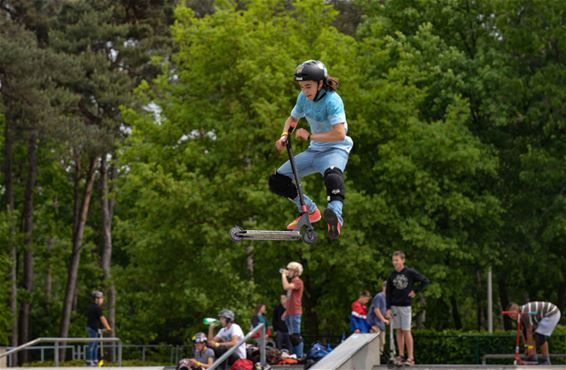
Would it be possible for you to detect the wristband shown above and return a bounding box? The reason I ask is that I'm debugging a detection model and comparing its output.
[527,345,535,350]
[281,132,289,137]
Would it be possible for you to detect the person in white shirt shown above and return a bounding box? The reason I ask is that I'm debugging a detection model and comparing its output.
[207,309,246,369]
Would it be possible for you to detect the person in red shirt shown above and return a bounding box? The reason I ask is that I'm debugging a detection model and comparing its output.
[281,261,304,358]
[350,290,371,333]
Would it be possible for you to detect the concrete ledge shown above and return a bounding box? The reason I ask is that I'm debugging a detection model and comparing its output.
[1,368,166,370]
[374,366,560,369]
[13,364,557,369]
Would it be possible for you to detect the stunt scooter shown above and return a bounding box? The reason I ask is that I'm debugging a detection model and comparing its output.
[501,310,540,365]
[387,323,399,368]
[97,329,106,367]
[230,127,317,245]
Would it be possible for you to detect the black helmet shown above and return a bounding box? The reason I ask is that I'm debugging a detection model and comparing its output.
[294,60,327,82]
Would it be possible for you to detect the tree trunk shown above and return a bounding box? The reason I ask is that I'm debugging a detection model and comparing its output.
[450,296,462,329]
[72,157,81,239]
[498,274,512,330]
[415,295,426,329]
[44,238,54,304]
[475,269,484,330]
[4,112,18,364]
[20,129,38,362]
[100,156,116,337]
[245,245,254,280]
[60,157,99,345]
[557,280,565,313]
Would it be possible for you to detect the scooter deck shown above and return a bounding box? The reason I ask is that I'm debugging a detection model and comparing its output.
[230,227,302,241]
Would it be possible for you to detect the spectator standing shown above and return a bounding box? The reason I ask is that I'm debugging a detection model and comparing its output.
[367,281,389,356]
[272,294,292,351]
[385,251,429,367]
[281,261,305,358]
[85,291,112,367]
[251,303,271,346]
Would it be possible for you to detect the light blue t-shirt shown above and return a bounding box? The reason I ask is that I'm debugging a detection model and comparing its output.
[290,90,353,153]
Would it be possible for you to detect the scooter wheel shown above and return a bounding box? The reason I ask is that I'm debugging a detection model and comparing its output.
[229,226,243,242]
[302,229,317,244]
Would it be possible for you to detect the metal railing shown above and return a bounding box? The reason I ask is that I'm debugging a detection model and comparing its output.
[482,353,566,365]
[0,337,122,367]
[208,323,266,370]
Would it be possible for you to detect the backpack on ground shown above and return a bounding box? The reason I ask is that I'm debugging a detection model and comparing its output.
[230,358,254,370]
[307,342,328,361]
[266,346,282,364]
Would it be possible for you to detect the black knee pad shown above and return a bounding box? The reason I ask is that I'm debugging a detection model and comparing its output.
[268,172,297,199]
[535,333,547,346]
[290,333,303,346]
[324,167,345,202]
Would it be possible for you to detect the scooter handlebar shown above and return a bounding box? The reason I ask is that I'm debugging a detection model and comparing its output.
[501,311,539,316]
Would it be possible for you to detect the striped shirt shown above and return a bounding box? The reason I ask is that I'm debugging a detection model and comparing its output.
[520,301,559,326]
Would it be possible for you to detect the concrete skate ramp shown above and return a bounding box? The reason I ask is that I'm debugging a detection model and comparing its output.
[4,365,562,370]
[309,333,380,370]
[373,366,558,370]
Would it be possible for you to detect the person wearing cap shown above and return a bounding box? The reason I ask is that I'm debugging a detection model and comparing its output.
[281,261,305,358]
[85,291,112,366]
[268,60,353,239]
[176,332,215,370]
[207,309,246,368]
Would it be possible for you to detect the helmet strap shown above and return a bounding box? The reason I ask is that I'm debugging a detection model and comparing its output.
[314,80,327,102]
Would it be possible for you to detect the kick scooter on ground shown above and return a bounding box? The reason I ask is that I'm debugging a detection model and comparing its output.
[501,310,539,365]
[387,323,402,368]
[230,127,317,244]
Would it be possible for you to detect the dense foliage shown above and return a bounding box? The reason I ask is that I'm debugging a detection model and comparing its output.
[1,0,565,362]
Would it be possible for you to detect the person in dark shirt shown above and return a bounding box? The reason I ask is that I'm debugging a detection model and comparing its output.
[86,291,112,366]
[385,251,429,367]
[272,294,292,351]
